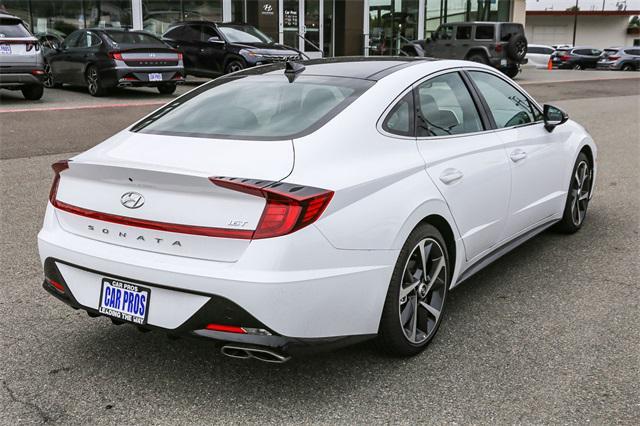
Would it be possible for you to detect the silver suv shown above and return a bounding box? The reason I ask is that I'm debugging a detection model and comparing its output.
[597,47,640,71]
[0,13,45,100]
[414,22,528,78]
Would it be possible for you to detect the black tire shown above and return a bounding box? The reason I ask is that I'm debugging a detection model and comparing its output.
[157,83,177,94]
[377,223,450,356]
[621,63,635,71]
[224,59,245,74]
[555,152,593,234]
[503,66,519,79]
[467,53,489,65]
[86,65,107,97]
[506,33,528,61]
[21,84,44,100]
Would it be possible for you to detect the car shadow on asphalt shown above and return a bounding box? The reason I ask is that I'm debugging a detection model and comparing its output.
[52,212,604,408]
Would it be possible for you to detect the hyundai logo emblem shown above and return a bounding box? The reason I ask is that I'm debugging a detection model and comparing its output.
[120,191,145,209]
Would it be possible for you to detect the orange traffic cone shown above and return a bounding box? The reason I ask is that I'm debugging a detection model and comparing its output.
[547,58,553,70]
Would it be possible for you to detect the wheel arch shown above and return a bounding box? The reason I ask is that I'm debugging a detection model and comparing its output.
[393,199,464,288]
[465,47,491,61]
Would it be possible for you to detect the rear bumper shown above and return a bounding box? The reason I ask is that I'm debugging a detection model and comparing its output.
[38,203,396,348]
[100,65,185,88]
[596,62,621,70]
[0,70,44,87]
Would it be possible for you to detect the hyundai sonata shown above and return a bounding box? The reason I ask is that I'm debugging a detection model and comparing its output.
[38,58,596,362]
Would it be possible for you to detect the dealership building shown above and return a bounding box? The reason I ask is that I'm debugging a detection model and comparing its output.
[3,0,524,57]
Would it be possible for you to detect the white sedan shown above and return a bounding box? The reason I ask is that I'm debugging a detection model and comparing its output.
[38,58,596,362]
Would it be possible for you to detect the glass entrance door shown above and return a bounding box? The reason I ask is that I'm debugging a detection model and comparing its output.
[303,0,322,58]
[282,0,324,57]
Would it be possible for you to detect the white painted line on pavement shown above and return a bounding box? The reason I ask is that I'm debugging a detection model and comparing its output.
[0,101,166,114]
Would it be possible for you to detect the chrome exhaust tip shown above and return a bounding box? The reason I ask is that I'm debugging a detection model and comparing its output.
[220,344,291,363]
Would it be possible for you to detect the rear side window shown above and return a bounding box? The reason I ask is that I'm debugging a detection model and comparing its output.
[382,92,414,137]
[475,26,495,40]
[528,46,554,55]
[0,18,31,38]
[626,49,640,55]
[76,32,101,48]
[416,72,483,137]
[456,26,471,40]
[469,71,542,128]
[134,75,374,140]
[106,32,165,46]
[499,24,523,41]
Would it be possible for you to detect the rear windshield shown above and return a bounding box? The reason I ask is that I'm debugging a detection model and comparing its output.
[0,19,31,38]
[105,31,165,46]
[602,49,619,56]
[499,24,523,42]
[133,75,374,140]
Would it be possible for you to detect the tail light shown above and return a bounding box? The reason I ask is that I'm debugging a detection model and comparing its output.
[210,177,334,239]
[607,55,620,61]
[108,51,123,61]
[26,42,40,51]
[494,44,503,53]
[49,160,70,205]
[560,55,571,61]
[31,69,45,75]
[176,52,183,61]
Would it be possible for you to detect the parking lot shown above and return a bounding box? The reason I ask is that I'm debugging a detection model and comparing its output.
[1,69,639,424]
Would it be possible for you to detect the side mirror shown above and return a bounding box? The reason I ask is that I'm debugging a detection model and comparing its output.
[543,104,568,132]
[207,36,224,44]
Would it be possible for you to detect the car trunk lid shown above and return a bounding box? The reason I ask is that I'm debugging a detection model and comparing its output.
[52,131,294,262]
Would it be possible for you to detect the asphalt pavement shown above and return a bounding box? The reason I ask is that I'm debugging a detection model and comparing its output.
[0,70,639,424]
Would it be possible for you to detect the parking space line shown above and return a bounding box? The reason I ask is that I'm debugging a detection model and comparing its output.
[0,101,166,114]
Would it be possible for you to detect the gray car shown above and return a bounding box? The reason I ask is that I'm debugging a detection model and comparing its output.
[597,46,640,71]
[409,22,528,78]
[0,13,45,100]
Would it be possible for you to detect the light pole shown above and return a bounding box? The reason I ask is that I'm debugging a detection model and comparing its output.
[572,0,579,46]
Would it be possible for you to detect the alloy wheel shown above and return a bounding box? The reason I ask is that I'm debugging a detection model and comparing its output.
[398,238,447,345]
[573,64,582,70]
[570,160,592,226]
[227,61,244,73]
[87,67,99,95]
[43,63,54,88]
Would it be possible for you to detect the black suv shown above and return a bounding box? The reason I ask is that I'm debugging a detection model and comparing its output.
[407,22,528,78]
[162,22,301,77]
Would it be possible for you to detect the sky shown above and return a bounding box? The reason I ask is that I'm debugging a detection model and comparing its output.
[527,0,640,11]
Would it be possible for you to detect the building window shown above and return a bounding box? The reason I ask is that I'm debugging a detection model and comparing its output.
[369,0,419,56]
[142,0,222,35]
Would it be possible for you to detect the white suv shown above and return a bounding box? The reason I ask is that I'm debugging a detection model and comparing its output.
[38,58,596,362]
[0,13,45,100]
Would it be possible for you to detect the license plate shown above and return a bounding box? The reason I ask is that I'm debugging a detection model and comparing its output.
[149,73,162,81]
[0,44,11,55]
[99,278,150,325]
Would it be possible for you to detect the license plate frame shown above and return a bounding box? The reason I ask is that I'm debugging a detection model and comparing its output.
[149,73,162,82]
[0,44,12,55]
[98,278,151,325]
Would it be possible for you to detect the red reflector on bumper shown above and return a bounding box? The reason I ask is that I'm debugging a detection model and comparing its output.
[205,324,247,334]
[46,278,65,293]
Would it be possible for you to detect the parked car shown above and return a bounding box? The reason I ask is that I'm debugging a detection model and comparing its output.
[551,44,573,50]
[0,13,45,100]
[162,21,301,77]
[597,46,640,71]
[550,46,602,70]
[43,28,185,96]
[525,44,555,69]
[409,22,528,78]
[39,58,597,361]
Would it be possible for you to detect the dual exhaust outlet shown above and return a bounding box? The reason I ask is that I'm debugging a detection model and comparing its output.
[220,344,291,364]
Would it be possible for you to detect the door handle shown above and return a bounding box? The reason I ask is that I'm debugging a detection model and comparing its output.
[510,149,527,162]
[439,168,463,185]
